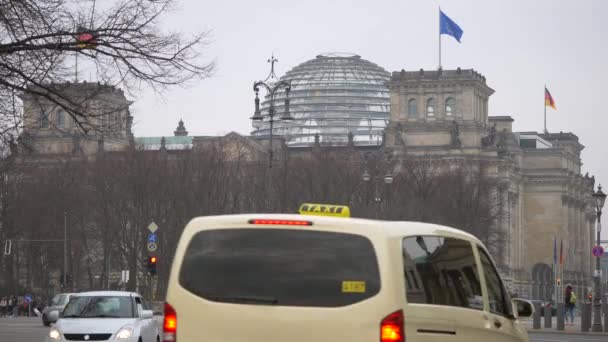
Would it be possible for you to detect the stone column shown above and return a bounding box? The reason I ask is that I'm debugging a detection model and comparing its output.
[508,191,519,280]
[497,181,511,280]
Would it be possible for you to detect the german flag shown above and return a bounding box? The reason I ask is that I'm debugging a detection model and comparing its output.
[545,87,556,110]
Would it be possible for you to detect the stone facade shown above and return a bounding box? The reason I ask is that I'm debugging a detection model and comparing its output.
[17,81,133,157]
[384,68,596,299]
[14,70,598,301]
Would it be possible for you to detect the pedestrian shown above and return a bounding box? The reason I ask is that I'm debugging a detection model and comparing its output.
[0,296,6,317]
[6,295,11,318]
[564,285,576,326]
[8,295,16,318]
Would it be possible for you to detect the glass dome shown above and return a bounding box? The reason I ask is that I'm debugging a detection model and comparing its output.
[251,53,390,147]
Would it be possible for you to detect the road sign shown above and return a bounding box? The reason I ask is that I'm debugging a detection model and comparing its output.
[147,222,159,233]
[147,242,157,252]
[148,234,158,243]
[24,294,32,303]
[592,245,604,257]
[3,240,11,255]
[121,270,130,283]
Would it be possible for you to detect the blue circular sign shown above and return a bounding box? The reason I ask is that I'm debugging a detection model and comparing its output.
[592,246,604,257]
[24,294,32,303]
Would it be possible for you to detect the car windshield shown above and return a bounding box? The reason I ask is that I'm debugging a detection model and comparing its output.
[51,295,69,306]
[62,296,134,318]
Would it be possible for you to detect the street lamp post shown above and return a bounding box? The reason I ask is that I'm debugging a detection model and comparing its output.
[362,151,394,218]
[591,184,606,332]
[251,55,294,168]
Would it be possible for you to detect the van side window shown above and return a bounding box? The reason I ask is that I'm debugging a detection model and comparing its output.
[477,247,511,317]
[404,270,413,290]
[408,270,419,289]
[402,236,483,310]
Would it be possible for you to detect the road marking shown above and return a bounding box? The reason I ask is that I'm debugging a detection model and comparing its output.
[531,338,608,342]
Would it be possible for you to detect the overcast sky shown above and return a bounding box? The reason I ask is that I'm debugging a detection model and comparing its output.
[125,0,608,237]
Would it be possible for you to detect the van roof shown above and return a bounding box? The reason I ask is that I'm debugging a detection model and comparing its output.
[184,213,482,245]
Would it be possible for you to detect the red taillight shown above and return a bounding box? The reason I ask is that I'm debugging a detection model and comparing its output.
[163,303,177,342]
[381,310,404,342]
[248,219,313,226]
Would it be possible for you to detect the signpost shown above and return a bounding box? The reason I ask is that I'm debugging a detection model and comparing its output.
[121,270,130,285]
[3,240,11,255]
[592,246,605,257]
[147,222,159,234]
[25,294,32,317]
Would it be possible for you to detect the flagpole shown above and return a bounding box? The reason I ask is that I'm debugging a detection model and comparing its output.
[544,85,547,134]
[75,51,79,83]
[438,7,442,69]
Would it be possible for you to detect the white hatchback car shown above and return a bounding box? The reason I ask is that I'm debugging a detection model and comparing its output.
[45,291,159,342]
[165,209,534,342]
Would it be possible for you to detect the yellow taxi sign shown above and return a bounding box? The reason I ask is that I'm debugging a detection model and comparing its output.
[298,203,350,217]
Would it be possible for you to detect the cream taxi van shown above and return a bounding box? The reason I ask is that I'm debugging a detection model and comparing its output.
[163,204,533,342]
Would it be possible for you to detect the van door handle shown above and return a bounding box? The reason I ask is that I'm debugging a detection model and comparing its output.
[494,319,502,328]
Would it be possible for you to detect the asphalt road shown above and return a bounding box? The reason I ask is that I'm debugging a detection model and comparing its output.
[0,315,164,342]
[1,316,606,342]
[527,332,607,342]
[0,316,48,342]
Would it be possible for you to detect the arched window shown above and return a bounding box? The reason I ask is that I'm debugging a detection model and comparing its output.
[57,110,65,128]
[40,111,49,128]
[408,98,417,117]
[445,97,456,116]
[426,98,436,116]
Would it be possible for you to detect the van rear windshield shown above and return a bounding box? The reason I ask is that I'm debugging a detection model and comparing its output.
[179,228,381,307]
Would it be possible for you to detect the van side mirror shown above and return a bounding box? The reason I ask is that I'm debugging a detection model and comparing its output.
[48,310,59,321]
[512,298,533,318]
[140,310,154,319]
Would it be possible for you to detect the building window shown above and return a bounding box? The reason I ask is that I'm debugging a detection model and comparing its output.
[426,98,436,116]
[445,97,456,116]
[57,110,65,128]
[40,111,49,128]
[408,98,417,117]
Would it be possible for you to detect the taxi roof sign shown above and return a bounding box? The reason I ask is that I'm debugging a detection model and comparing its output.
[298,203,350,218]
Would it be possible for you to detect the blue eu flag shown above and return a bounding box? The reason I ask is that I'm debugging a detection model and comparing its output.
[440,10,463,43]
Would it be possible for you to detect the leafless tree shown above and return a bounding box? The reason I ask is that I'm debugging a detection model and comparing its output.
[0,0,214,138]
[1,146,506,299]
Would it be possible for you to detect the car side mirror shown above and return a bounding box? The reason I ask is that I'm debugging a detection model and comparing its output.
[48,310,59,321]
[512,298,534,318]
[140,310,154,319]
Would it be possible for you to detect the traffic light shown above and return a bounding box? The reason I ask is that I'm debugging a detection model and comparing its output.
[147,256,158,275]
[59,273,73,288]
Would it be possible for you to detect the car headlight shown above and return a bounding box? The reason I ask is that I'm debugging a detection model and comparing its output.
[116,325,133,339]
[48,327,61,340]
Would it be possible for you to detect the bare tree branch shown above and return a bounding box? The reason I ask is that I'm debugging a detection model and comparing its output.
[0,0,215,141]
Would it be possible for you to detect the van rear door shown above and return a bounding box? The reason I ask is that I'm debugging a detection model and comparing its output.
[174,228,386,342]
